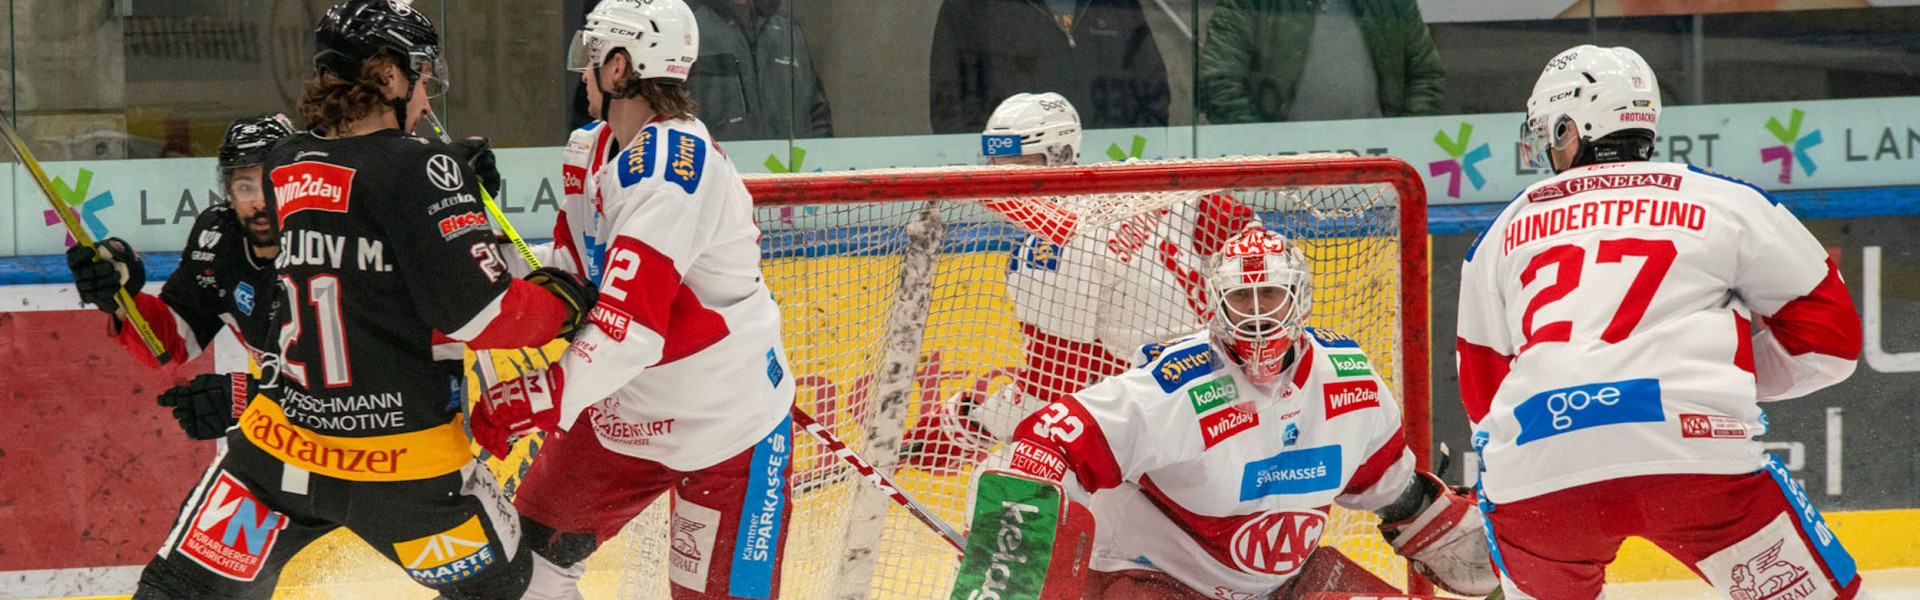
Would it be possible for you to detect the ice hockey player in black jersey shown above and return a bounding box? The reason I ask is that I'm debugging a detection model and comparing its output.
[130,2,595,599]
[65,113,296,440]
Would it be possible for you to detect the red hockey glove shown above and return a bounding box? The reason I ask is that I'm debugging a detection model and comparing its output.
[1379,472,1500,596]
[472,368,564,458]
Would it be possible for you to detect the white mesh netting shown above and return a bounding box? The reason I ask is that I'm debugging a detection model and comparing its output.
[610,155,1429,599]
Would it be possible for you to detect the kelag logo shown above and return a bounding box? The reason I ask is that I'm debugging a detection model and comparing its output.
[1761,109,1821,184]
[1428,123,1491,198]
[1514,378,1664,445]
[41,168,113,246]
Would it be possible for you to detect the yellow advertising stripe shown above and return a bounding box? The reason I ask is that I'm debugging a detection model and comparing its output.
[238,397,473,482]
[1608,508,1920,582]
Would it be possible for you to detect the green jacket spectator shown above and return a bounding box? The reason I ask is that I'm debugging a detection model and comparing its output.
[1199,0,1444,123]
[686,0,834,140]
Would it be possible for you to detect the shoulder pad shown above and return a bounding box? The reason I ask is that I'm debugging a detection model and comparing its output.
[1147,339,1219,393]
[1304,327,1361,349]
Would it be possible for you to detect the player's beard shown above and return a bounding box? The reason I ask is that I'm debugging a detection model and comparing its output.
[245,213,278,249]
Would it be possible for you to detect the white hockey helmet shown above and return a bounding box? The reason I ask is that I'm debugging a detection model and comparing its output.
[568,0,699,83]
[1207,225,1312,387]
[1520,45,1660,171]
[982,92,1081,166]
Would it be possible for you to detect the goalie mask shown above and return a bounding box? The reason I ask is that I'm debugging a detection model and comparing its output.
[568,0,699,83]
[1208,226,1312,387]
[1520,45,1660,172]
[982,92,1081,166]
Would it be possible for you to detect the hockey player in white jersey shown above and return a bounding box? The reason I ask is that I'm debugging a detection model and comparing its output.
[1457,45,1867,599]
[961,225,1497,599]
[469,1,797,599]
[905,92,1257,470]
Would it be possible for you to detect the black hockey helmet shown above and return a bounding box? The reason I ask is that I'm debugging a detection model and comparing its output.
[313,0,446,97]
[218,114,297,173]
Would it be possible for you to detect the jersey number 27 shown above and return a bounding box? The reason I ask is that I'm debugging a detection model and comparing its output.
[1518,238,1677,354]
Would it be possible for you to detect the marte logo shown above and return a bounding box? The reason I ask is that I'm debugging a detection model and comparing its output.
[393,516,495,585]
[199,229,223,249]
[1230,510,1326,575]
[426,154,464,191]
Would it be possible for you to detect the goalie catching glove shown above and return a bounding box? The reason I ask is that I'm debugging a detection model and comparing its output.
[156,372,254,440]
[65,238,145,314]
[471,367,564,458]
[1378,472,1500,595]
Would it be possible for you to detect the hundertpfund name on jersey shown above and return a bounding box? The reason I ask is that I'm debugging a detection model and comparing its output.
[1239,445,1342,500]
[1513,378,1663,445]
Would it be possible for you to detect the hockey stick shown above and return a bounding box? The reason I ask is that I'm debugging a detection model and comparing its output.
[419,112,549,494]
[790,406,968,553]
[0,113,170,363]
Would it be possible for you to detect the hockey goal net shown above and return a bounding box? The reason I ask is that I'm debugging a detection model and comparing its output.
[615,154,1432,599]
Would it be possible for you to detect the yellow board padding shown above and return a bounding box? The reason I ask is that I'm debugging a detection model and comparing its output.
[1607,508,1920,582]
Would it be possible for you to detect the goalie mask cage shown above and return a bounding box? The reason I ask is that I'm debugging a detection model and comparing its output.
[616,155,1432,599]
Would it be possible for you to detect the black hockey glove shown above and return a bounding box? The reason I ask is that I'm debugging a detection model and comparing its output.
[526,267,598,340]
[65,237,145,314]
[450,136,502,198]
[156,372,254,440]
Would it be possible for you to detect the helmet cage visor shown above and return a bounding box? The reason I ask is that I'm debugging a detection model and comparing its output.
[411,51,448,98]
[1518,113,1576,171]
[566,31,604,73]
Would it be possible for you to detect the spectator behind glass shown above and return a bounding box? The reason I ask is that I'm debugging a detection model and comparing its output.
[930,0,1170,134]
[1199,0,1444,123]
[685,0,834,140]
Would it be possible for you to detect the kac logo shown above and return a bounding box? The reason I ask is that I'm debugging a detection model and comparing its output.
[1429,123,1491,199]
[41,168,114,246]
[1229,510,1327,575]
[1761,109,1821,184]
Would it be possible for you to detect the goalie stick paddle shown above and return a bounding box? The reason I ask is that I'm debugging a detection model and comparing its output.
[0,113,170,363]
[789,406,968,553]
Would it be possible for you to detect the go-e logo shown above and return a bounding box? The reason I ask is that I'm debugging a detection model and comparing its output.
[1514,378,1664,445]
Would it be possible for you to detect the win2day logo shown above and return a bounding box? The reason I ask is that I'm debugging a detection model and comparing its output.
[41,168,114,245]
[1761,109,1821,184]
[1429,123,1490,198]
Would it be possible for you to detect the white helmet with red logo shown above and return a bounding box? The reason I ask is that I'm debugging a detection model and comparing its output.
[1208,225,1312,386]
[568,0,699,82]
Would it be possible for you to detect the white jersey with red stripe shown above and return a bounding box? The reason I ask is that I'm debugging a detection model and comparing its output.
[999,193,1251,359]
[539,121,619,282]
[1000,328,1413,598]
[1456,160,1860,504]
[542,116,794,471]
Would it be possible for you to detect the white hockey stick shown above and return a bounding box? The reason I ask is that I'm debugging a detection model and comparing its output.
[790,407,967,553]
